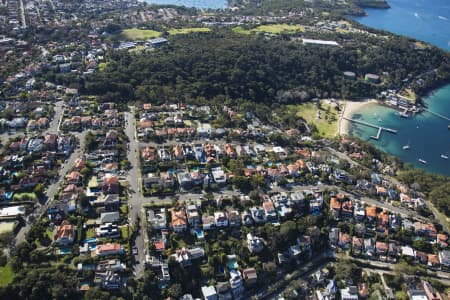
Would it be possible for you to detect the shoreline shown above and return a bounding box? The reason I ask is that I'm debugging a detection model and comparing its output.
[339,99,378,136]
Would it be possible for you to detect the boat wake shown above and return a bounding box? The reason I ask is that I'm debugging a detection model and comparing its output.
[438,16,448,20]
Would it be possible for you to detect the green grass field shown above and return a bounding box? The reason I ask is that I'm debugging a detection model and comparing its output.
[120,28,161,40]
[0,264,14,286]
[168,28,211,35]
[233,24,305,35]
[291,101,340,138]
[232,26,252,35]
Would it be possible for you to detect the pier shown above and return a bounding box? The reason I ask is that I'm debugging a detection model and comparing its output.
[424,109,450,122]
[342,117,398,140]
[398,107,409,118]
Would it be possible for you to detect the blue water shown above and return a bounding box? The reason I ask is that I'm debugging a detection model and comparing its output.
[145,0,227,9]
[58,247,72,255]
[196,229,204,239]
[353,0,450,50]
[350,0,450,176]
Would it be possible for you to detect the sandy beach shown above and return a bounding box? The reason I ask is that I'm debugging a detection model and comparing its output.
[339,99,378,136]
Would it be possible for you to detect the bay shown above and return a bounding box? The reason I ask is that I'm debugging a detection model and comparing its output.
[351,0,450,176]
[353,0,450,50]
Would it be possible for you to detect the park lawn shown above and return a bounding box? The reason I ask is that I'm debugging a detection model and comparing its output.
[292,101,340,138]
[120,28,161,40]
[0,264,14,286]
[168,27,211,35]
[232,26,252,35]
[233,24,305,35]
[404,88,417,102]
[253,24,305,34]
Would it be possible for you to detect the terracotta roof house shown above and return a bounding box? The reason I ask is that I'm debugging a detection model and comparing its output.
[437,234,448,248]
[171,208,187,233]
[96,243,124,256]
[67,171,83,185]
[376,241,388,256]
[37,117,49,128]
[330,197,341,218]
[71,116,81,125]
[102,175,119,194]
[53,221,76,246]
[341,200,353,220]
[352,236,363,255]
[428,254,440,268]
[366,206,377,222]
[338,232,351,249]
[415,251,428,264]
[74,157,86,170]
[139,120,153,129]
[44,133,58,150]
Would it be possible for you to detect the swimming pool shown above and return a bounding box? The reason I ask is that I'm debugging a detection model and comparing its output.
[84,238,97,243]
[196,229,204,239]
[57,247,72,255]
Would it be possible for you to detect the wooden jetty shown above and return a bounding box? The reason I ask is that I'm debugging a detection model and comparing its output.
[424,109,450,122]
[343,117,398,140]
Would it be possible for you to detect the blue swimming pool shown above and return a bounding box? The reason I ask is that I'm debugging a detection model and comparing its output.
[196,229,204,239]
[5,191,13,200]
[58,247,72,255]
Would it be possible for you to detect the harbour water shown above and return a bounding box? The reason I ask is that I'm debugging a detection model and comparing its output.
[348,86,450,176]
[145,0,227,9]
[351,0,450,176]
[353,0,450,50]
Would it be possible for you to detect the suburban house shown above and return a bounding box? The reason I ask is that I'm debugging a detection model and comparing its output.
[96,243,124,256]
[170,208,187,233]
[53,221,76,246]
[147,208,167,230]
[214,211,229,227]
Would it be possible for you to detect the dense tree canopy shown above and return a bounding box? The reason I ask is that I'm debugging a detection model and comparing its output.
[83,30,450,106]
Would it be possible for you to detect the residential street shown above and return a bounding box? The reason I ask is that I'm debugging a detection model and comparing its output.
[14,131,86,247]
[125,107,145,277]
[14,101,85,246]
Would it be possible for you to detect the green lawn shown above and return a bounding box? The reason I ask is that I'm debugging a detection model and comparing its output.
[291,101,340,138]
[232,26,252,35]
[168,27,211,35]
[120,28,161,40]
[13,192,37,201]
[86,228,96,239]
[0,264,14,286]
[233,24,305,35]
[120,225,129,240]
